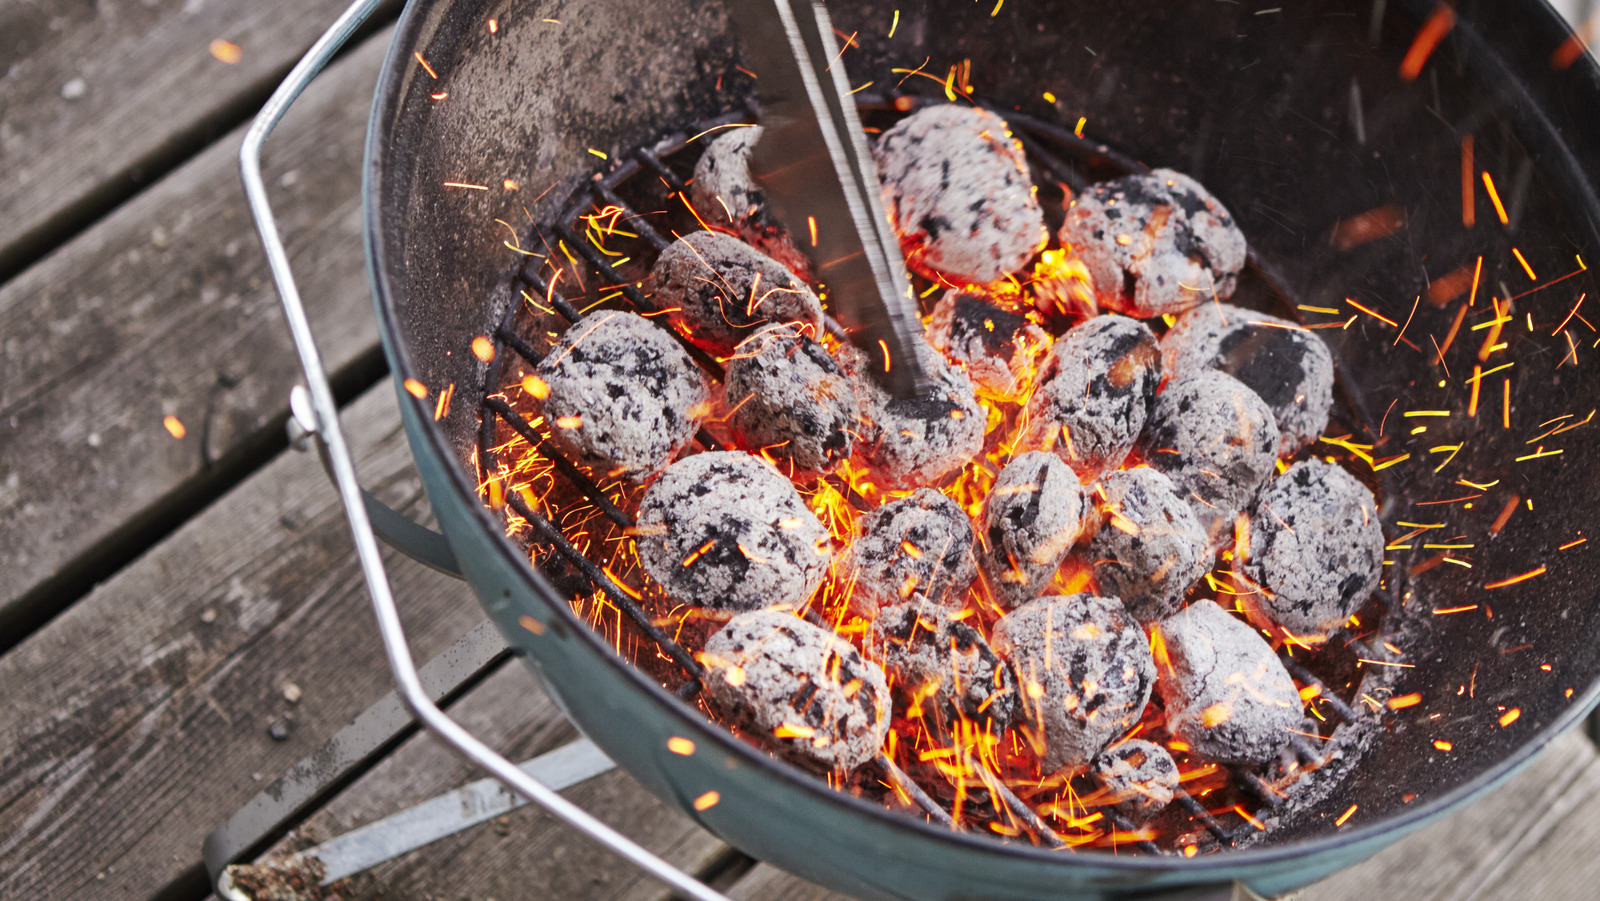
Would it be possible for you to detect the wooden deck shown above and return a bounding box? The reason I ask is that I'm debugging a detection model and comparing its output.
[3,1,1599,899]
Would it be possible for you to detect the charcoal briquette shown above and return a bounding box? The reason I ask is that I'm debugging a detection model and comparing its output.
[650,230,823,357]
[869,597,1022,731]
[690,126,814,280]
[926,289,1051,398]
[1021,315,1163,481]
[1081,467,1208,625]
[979,452,1087,610]
[839,339,985,490]
[840,489,977,618]
[1092,739,1179,820]
[725,325,859,479]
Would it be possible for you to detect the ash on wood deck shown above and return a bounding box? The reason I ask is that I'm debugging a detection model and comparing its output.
[2,1,1600,900]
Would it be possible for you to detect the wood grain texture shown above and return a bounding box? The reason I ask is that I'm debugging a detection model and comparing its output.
[0,0,392,278]
[0,385,479,901]
[0,25,391,631]
[256,662,728,901]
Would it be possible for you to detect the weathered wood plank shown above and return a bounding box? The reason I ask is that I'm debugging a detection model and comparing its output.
[0,385,479,901]
[729,864,847,901]
[0,0,393,279]
[253,662,728,901]
[0,24,392,635]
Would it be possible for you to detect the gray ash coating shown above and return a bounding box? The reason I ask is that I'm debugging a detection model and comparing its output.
[840,489,977,618]
[1138,369,1279,550]
[839,339,985,491]
[1021,315,1163,481]
[690,126,814,281]
[725,325,859,479]
[1241,459,1384,641]
[873,104,1047,285]
[1081,467,1208,625]
[650,230,823,357]
[1092,739,1179,820]
[1059,168,1247,317]
[991,594,1156,773]
[1160,303,1334,456]
[926,290,1051,398]
[703,609,890,773]
[635,452,831,612]
[869,596,1022,732]
[1152,599,1300,764]
[979,452,1086,610]
[534,311,710,481]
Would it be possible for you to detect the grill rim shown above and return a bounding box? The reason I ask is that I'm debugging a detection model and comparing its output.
[361,0,1600,884]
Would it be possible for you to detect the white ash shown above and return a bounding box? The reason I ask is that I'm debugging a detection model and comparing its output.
[1138,369,1279,550]
[979,452,1087,610]
[840,489,977,618]
[874,104,1047,285]
[690,126,815,281]
[869,597,1022,731]
[702,609,891,773]
[991,594,1156,774]
[1059,169,1247,317]
[535,310,710,481]
[1092,739,1179,820]
[725,325,859,479]
[1021,315,1163,481]
[650,230,824,357]
[1152,599,1300,764]
[1081,467,1209,626]
[1160,303,1334,456]
[1241,459,1384,642]
[926,290,1051,398]
[838,339,985,491]
[635,451,831,612]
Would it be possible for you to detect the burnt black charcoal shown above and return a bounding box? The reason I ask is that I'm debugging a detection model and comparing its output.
[1241,459,1384,642]
[534,310,710,480]
[991,594,1155,773]
[1092,739,1179,820]
[703,609,890,773]
[1139,369,1279,551]
[1153,599,1300,764]
[979,451,1087,610]
[874,105,1047,285]
[635,451,831,611]
[869,597,1022,731]
[725,325,859,479]
[1059,168,1247,317]
[839,339,985,490]
[1081,467,1208,625]
[841,489,977,618]
[650,230,823,356]
[926,290,1051,398]
[691,126,813,280]
[1022,315,1162,481]
[1161,303,1334,456]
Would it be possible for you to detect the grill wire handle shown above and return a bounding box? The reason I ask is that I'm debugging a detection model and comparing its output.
[236,2,734,900]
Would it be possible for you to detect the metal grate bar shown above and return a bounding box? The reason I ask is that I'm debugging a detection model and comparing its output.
[1279,654,1361,723]
[1171,787,1234,845]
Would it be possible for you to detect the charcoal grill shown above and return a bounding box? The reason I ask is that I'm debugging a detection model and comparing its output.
[220,0,1600,898]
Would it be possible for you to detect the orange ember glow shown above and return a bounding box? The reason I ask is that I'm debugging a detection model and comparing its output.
[1399,4,1456,81]
[209,39,243,65]
[162,415,186,440]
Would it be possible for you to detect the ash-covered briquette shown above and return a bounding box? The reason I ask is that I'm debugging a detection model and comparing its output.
[991,594,1156,774]
[1138,369,1280,550]
[979,452,1087,610]
[1092,739,1179,820]
[724,325,859,479]
[690,126,814,281]
[534,310,710,481]
[1160,303,1334,456]
[838,339,986,491]
[840,489,977,618]
[1058,169,1247,317]
[702,609,891,773]
[635,451,831,612]
[926,290,1051,398]
[869,597,1022,731]
[1241,459,1384,642]
[1152,599,1301,764]
[1021,315,1163,481]
[650,230,824,357]
[873,104,1047,285]
[1081,467,1208,625]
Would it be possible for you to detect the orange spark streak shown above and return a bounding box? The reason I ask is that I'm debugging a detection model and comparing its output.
[1427,264,1475,307]
[1433,605,1478,615]
[1502,379,1512,429]
[1434,740,1453,751]
[443,181,489,190]
[1461,136,1476,227]
[1482,172,1510,225]
[1512,247,1538,281]
[1395,296,1419,347]
[1335,804,1358,827]
[1553,17,1597,70]
[693,790,721,810]
[1562,537,1588,550]
[1469,255,1484,307]
[1484,567,1546,589]
[1436,302,1468,361]
[1489,494,1520,534]
[1331,206,1405,250]
[1498,708,1521,727]
[403,378,428,399]
[163,415,186,439]
[1345,298,1397,327]
[210,39,243,64]
[1387,693,1422,710]
[1399,4,1455,80]
[414,51,438,79]
[1553,293,1587,335]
